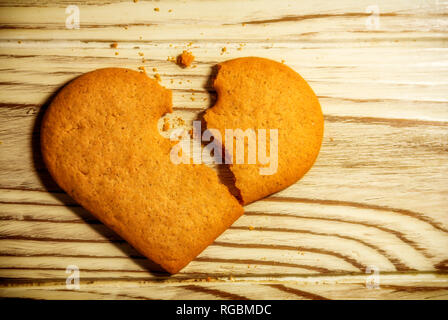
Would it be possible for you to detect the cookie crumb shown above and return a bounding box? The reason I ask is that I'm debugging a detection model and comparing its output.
[168,9,173,13]
[206,277,212,282]
[162,119,170,131]
[138,52,144,56]
[138,66,145,72]
[176,50,195,68]
[248,226,255,231]
[18,40,22,44]
[133,0,138,2]
[110,42,118,49]
[154,7,159,12]
[176,117,185,126]
[221,47,227,55]
[152,67,158,72]
[154,73,161,82]
[115,52,119,56]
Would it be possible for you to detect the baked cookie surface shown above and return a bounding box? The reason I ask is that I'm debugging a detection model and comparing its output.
[204,57,324,204]
[41,68,244,274]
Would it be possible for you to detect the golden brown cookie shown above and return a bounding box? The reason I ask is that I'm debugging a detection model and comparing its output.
[177,50,195,68]
[41,68,244,274]
[204,57,324,204]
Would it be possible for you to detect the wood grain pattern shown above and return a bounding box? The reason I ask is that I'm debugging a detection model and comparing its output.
[0,0,447,299]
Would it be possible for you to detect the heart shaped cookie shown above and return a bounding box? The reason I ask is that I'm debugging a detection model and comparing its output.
[204,57,324,204]
[42,58,323,274]
[41,68,244,274]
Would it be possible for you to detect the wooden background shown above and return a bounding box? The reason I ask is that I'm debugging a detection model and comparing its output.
[0,0,447,299]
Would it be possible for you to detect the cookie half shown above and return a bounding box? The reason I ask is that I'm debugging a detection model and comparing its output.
[41,68,244,274]
[204,57,324,204]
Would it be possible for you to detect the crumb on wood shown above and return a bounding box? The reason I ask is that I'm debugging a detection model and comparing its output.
[152,67,158,72]
[248,226,255,231]
[154,7,159,12]
[154,73,161,82]
[221,47,227,55]
[168,9,173,13]
[176,50,195,68]
[162,118,171,131]
[110,42,118,49]
[115,52,119,56]
[138,52,144,56]
[138,66,145,72]
[133,0,138,3]
[176,117,185,126]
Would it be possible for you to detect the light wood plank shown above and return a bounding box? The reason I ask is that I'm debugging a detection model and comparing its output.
[0,0,447,299]
[1,274,447,300]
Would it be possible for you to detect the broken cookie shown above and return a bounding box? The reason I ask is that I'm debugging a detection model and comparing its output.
[41,68,244,274]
